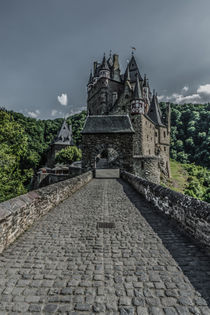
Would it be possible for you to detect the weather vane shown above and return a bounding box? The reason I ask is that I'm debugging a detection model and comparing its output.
[131,46,136,55]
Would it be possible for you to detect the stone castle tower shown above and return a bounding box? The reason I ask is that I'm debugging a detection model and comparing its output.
[47,119,74,168]
[82,52,170,183]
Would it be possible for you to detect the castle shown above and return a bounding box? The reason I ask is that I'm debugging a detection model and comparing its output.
[82,52,170,183]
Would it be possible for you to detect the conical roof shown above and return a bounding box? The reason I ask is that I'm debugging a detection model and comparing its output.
[54,120,74,145]
[100,54,109,71]
[147,92,164,126]
[107,51,113,68]
[128,55,143,82]
[143,74,149,87]
[133,75,143,99]
[124,65,130,81]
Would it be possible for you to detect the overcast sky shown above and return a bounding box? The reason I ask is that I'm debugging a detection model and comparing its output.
[0,0,210,119]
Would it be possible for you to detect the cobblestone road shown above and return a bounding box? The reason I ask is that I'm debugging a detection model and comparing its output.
[0,179,210,314]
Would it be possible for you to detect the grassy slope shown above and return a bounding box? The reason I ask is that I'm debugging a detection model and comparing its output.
[162,159,189,194]
[169,160,189,193]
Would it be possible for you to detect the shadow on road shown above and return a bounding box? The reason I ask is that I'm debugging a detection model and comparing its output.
[118,178,210,307]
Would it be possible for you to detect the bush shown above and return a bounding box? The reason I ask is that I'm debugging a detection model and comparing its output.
[55,146,82,165]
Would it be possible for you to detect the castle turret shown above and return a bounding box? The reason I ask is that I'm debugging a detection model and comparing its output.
[107,50,113,69]
[87,71,93,91]
[143,74,150,112]
[47,119,74,168]
[128,53,143,83]
[131,75,145,114]
[99,54,110,79]
[124,65,131,82]
[112,54,121,82]
[147,91,164,126]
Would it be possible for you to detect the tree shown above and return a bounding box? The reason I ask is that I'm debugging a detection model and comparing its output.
[55,146,82,165]
[0,111,32,201]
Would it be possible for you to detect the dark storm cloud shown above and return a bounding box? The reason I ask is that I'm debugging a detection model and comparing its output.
[0,0,210,118]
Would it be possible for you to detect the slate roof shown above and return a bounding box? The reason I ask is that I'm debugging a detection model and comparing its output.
[147,94,164,126]
[128,55,143,82]
[54,120,74,145]
[133,75,143,99]
[82,115,134,134]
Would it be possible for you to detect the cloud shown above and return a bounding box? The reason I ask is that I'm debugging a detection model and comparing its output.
[197,84,210,95]
[158,93,201,104]
[51,109,58,116]
[182,86,189,92]
[57,93,68,106]
[158,83,210,104]
[27,109,40,118]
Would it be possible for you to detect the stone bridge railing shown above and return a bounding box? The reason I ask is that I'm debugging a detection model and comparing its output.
[121,170,210,251]
[0,171,93,253]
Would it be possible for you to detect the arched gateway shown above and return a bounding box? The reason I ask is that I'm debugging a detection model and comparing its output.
[81,115,134,173]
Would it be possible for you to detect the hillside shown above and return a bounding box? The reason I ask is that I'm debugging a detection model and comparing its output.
[160,102,210,168]
[0,103,209,202]
[163,160,210,203]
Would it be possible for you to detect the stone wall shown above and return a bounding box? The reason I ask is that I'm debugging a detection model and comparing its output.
[133,156,160,184]
[121,171,210,250]
[0,171,92,253]
[82,133,134,173]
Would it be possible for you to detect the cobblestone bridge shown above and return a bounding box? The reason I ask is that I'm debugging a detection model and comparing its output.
[0,178,210,314]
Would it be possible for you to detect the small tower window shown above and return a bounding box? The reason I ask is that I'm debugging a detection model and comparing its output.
[149,149,151,154]
[141,161,144,170]
[155,132,157,137]
[164,131,166,138]
[164,147,166,152]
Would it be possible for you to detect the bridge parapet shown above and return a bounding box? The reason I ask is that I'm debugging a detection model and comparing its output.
[0,171,92,253]
[121,170,210,251]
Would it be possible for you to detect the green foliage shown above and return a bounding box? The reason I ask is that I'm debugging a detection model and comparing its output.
[0,108,86,202]
[183,163,210,202]
[0,111,33,202]
[160,103,210,168]
[55,146,82,165]
[166,159,210,203]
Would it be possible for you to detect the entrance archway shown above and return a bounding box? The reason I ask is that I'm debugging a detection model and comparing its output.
[95,147,119,169]
[94,147,120,178]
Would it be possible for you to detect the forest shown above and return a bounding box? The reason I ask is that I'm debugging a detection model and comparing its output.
[0,103,209,202]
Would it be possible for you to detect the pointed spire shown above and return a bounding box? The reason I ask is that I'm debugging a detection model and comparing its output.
[88,70,93,85]
[54,119,74,145]
[124,65,130,81]
[143,74,149,87]
[147,91,164,126]
[107,50,113,68]
[133,75,143,99]
[128,54,143,82]
[100,53,109,70]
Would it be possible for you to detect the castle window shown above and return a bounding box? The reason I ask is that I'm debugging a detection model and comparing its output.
[164,147,166,152]
[151,137,152,141]
[155,132,157,137]
[149,149,151,154]
[112,92,118,104]
[147,135,149,140]
[141,161,144,170]
[122,105,126,111]
[164,131,166,137]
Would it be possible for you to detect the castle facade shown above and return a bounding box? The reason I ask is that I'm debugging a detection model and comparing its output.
[82,52,170,183]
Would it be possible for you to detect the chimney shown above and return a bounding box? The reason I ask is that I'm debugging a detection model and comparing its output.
[113,54,120,70]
